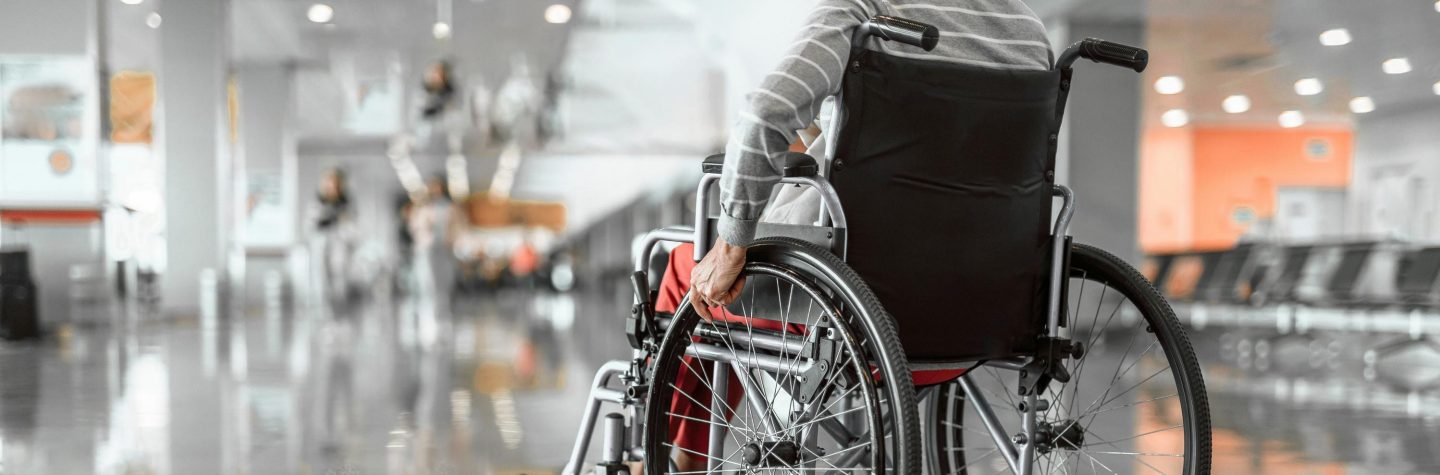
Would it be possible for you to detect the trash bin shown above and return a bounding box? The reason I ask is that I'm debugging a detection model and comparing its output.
[0,246,41,339]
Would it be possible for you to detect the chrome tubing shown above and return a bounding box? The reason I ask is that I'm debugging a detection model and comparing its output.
[633,226,695,274]
[708,364,731,471]
[564,360,633,475]
[685,341,816,378]
[1047,185,1076,337]
[959,374,1022,473]
[693,173,849,260]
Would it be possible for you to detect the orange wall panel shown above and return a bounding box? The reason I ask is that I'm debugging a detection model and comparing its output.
[1189,127,1351,250]
[1139,127,1195,253]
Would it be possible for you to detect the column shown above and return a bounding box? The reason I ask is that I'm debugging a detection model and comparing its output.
[159,0,231,316]
[1061,20,1146,263]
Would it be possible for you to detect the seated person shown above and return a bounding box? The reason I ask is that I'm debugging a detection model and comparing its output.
[649,0,1053,471]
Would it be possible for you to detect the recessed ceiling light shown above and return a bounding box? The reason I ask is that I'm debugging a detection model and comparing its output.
[1279,110,1305,128]
[1349,96,1375,114]
[145,12,161,28]
[307,3,334,23]
[1154,76,1184,95]
[120,0,144,5]
[1161,109,1189,128]
[433,21,452,39]
[1222,95,1251,114]
[1382,57,1412,75]
[545,4,572,24]
[1319,28,1351,46]
[1435,0,1439,13]
[1294,78,1324,96]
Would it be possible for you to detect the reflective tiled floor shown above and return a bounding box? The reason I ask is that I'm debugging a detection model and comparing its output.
[3,289,1440,474]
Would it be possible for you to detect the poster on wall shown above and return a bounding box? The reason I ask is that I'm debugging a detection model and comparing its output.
[244,170,291,248]
[0,58,99,206]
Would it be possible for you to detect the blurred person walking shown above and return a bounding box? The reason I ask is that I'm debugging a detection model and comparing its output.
[311,168,356,306]
[406,176,459,346]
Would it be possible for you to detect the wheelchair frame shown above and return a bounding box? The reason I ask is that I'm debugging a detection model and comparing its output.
[565,16,1149,475]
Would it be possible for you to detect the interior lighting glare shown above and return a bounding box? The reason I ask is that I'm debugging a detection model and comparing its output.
[1318,28,1351,46]
[1382,57,1412,75]
[545,4,572,24]
[1161,109,1189,128]
[1154,76,1184,95]
[1278,110,1305,128]
[1349,96,1376,114]
[1294,78,1324,96]
[1222,95,1251,114]
[307,4,334,23]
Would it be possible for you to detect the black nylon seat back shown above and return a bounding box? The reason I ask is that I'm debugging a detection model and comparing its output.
[831,51,1062,363]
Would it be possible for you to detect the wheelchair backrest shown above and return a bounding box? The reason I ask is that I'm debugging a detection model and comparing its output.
[830,50,1063,363]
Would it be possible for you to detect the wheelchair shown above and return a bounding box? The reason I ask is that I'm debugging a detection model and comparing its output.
[566,16,1211,475]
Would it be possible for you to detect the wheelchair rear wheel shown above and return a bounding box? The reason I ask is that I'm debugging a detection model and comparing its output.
[643,237,919,473]
[927,243,1211,474]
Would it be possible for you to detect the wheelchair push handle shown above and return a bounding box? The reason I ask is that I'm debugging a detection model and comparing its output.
[865,16,940,51]
[1060,38,1148,73]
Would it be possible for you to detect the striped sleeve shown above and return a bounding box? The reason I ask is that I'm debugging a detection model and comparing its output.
[717,0,867,247]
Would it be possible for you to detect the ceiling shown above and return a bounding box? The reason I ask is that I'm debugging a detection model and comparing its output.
[1142,0,1440,127]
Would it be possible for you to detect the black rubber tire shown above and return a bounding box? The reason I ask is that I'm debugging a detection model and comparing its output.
[643,237,919,474]
[930,242,1212,474]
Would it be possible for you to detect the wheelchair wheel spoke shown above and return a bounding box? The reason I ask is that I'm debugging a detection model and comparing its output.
[925,246,1208,475]
[661,441,746,469]
[951,446,1003,473]
[1080,363,1169,424]
[675,349,754,447]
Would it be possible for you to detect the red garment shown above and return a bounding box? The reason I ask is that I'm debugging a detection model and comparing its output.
[655,243,966,453]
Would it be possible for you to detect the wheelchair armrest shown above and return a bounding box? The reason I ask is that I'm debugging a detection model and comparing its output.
[701,152,819,178]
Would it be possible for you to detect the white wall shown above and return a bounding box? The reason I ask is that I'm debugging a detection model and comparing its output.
[0,0,90,55]
[1350,104,1440,242]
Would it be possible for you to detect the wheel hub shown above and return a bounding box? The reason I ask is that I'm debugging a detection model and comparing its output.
[1034,419,1086,453]
[741,440,801,467]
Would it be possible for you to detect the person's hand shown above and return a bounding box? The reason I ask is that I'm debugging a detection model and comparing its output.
[688,239,748,322]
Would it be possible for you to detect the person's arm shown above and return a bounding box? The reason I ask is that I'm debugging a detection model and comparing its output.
[716,0,871,247]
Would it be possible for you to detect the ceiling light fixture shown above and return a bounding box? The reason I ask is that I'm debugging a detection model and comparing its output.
[1161,109,1189,128]
[1294,78,1324,96]
[1435,0,1439,13]
[1222,95,1251,114]
[1382,57,1412,75]
[1154,76,1184,95]
[1433,81,1440,95]
[434,0,453,39]
[1278,110,1305,128]
[120,0,144,5]
[545,4,572,24]
[307,3,334,23]
[1318,28,1351,46]
[1349,96,1376,114]
[145,12,161,28]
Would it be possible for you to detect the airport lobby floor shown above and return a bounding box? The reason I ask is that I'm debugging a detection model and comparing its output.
[2,289,1440,474]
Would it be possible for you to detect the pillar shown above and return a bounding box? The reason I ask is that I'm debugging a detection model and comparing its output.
[159,0,232,315]
[1061,19,1146,263]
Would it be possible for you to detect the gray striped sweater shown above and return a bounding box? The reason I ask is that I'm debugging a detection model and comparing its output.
[718,0,1052,247]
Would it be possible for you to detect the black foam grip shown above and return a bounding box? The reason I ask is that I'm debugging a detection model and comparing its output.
[1077,38,1148,73]
[869,16,940,52]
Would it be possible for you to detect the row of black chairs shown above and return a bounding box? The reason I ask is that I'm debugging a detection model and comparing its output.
[559,177,699,290]
[1148,241,1440,309]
